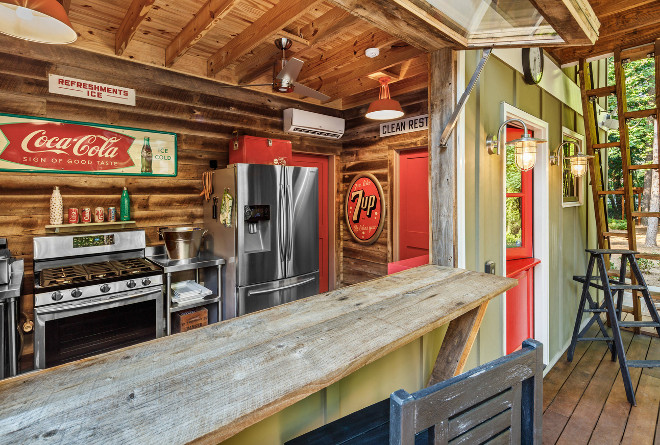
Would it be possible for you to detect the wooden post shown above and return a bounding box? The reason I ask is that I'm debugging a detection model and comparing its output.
[428,48,457,267]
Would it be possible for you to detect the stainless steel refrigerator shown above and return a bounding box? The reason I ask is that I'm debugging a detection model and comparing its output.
[203,163,319,319]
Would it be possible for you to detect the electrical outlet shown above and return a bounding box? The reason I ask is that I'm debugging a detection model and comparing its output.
[485,261,496,275]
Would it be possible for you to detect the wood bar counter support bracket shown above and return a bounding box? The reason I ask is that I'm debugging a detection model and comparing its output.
[115,0,156,56]
[427,301,489,386]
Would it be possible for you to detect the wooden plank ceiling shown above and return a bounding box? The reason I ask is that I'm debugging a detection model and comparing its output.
[64,0,429,109]
[548,0,660,65]
[61,0,611,109]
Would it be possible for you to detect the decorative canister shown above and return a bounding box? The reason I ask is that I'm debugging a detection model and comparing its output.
[107,207,116,222]
[81,207,92,224]
[68,208,79,224]
[94,207,105,223]
[49,187,63,225]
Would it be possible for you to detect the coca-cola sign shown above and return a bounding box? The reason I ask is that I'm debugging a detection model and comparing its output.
[0,114,177,176]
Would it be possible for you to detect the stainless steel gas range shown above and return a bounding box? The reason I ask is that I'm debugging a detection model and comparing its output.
[32,230,164,370]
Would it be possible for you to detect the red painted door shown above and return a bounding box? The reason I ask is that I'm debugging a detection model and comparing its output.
[399,148,429,260]
[291,153,329,293]
[505,126,537,354]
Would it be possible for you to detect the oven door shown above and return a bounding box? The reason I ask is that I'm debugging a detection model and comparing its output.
[33,288,163,370]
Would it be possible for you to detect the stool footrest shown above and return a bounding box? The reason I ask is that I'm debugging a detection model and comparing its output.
[609,284,646,291]
[578,337,614,342]
[584,308,608,313]
[627,360,660,368]
[618,321,660,328]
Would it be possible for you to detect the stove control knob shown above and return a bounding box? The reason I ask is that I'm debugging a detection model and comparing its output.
[71,289,82,298]
[51,291,63,301]
[127,280,136,289]
[100,284,111,293]
[142,278,151,286]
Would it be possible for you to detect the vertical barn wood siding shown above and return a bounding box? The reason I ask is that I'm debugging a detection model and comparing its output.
[0,36,341,368]
[340,90,428,285]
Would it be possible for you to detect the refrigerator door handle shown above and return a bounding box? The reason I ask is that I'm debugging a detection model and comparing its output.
[247,277,316,296]
[286,169,294,261]
[278,171,286,266]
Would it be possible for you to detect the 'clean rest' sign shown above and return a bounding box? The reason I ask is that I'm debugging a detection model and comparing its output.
[380,114,428,137]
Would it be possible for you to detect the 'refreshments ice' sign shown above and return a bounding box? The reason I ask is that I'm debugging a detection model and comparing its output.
[49,74,136,106]
[0,114,177,176]
[345,173,386,245]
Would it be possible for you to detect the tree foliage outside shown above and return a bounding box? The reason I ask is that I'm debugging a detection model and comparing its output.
[506,145,522,247]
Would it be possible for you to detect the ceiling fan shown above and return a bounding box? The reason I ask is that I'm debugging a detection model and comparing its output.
[220,38,330,102]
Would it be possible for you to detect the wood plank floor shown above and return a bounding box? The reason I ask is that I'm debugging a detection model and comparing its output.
[543,316,660,444]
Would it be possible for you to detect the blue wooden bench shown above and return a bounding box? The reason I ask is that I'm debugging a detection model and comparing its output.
[286,339,543,445]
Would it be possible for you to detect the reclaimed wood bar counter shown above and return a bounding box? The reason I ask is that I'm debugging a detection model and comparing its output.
[0,265,515,444]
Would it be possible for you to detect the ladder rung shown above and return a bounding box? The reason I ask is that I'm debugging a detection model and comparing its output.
[624,108,657,120]
[627,360,660,368]
[598,190,624,195]
[578,337,614,342]
[610,284,646,291]
[628,164,659,170]
[587,85,616,97]
[618,321,660,328]
[635,253,660,260]
[584,308,608,313]
[603,232,628,238]
[593,142,620,149]
[632,212,660,218]
[607,270,631,279]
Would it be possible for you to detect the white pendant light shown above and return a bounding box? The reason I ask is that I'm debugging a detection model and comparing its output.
[0,0,77,44]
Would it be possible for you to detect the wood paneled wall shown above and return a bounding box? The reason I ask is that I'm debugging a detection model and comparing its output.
[339,90,428,285]
[0,36,341,368]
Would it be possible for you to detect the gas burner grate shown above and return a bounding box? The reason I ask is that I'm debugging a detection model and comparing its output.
[40,265,89,287]
[85,262,121,280]
[111,258,159,275]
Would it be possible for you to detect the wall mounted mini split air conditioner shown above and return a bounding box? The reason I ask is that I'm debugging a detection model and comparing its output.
[283,108,345,139]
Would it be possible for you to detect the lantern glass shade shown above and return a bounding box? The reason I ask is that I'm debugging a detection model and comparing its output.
[0,0,76,44]
[365,77,404,120]
[569,153,590,177]
[514,139,537,171]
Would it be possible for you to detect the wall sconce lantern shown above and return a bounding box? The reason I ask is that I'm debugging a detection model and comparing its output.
[486,118,546,171]
[549,141,593,178]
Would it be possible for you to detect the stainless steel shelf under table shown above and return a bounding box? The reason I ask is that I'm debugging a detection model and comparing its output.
[146,250,225,336]
[0,259,23,379]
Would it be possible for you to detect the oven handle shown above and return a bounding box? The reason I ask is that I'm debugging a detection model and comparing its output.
[34,290,158,315]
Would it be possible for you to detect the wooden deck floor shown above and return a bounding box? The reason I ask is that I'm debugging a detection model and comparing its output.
[543,318,660,444]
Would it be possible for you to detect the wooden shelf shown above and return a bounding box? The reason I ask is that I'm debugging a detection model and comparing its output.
[45,221,138,234]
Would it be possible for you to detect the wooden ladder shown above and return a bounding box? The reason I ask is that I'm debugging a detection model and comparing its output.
[579,39,660,333]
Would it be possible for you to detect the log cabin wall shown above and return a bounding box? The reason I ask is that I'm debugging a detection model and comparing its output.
[340,89,428,285]
[0,36,341,369]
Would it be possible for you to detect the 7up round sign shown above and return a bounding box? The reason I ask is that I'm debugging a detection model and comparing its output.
[345,173,386,245]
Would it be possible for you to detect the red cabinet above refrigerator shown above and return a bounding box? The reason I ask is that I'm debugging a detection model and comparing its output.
[229,135,292,166]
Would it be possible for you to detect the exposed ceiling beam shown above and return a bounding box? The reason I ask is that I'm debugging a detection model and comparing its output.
[207,0,323,77]
[589,0,655,18]
[308,45,422,95]
[296,29,401,83]
[550,4,660,64]
[166,0,239,67]
[115,0,156,56]
[526,0,599,45]
[57,0,71,13]
[329,0,460,51]
[235,8,355,85]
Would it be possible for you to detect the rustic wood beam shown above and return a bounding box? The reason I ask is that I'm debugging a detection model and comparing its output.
[235,7,355,85]
[427,303,489,386]
[589,0,655,18]
[329,0,460,51]
[526,0,599,45]
[57,0,71,13]
[166,0,238,67]
[115,0,156,56]
[207,0,323,77]
[428,48,457,266]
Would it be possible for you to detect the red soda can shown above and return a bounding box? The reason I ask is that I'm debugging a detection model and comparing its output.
[107,207,116,222]
[94,207,105,223]
[68,208,79,224]
[81,207,92,223]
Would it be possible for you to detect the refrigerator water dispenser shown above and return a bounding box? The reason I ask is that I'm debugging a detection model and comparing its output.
[244,205,271,252]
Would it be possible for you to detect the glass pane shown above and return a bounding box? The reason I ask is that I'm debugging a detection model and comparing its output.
[506,196,522,248]
[562,137,578,202]
[421,0,561,44]
[506,144,521,193]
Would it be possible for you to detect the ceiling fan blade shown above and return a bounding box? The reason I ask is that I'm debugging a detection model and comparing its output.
[277,58,304,82]
[216,83,274,88]
[292,82,330,102]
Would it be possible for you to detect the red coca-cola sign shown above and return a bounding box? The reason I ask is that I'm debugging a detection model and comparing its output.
[345,173,386,245]
[0,122,135,171]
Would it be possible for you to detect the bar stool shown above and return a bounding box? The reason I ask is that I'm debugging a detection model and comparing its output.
[570,249,660,405]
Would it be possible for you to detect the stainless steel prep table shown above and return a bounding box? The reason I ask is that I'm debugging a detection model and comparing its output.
[0,259,23,378]
[146,248,224,335]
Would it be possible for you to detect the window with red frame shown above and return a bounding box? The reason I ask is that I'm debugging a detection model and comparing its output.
[506,126,533,260]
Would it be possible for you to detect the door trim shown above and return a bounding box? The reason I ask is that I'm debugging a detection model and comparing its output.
[500,102,550,365]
